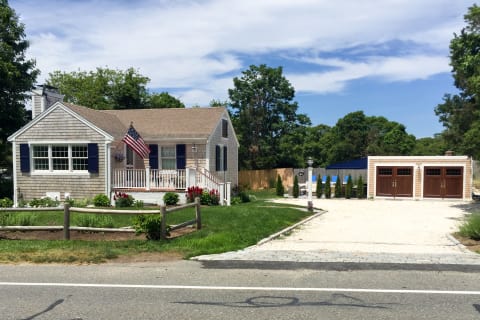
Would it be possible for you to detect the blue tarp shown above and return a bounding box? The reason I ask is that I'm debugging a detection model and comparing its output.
[326,158,368,170]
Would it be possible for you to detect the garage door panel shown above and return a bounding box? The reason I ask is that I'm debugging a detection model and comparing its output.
[423,167,463,199]
[376,166,412,197]
[395,168,413,197]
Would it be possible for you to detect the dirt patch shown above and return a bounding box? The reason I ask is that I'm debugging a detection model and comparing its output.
[454,234,480,253]
[108,251,184,263]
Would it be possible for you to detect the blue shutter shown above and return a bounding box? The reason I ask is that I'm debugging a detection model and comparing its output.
[223,146,227,171]
[20,144,30,173]
[149,144,158,169]
[176,144,186,169]
[88,143,99,173]
[215,145,221,171]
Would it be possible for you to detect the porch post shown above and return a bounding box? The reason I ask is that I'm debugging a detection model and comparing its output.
[145,165,150,191]
[219,183,225,205]
[226,182,231,206]
[186,167,197,189]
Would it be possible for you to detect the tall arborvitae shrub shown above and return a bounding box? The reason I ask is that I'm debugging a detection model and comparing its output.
[345,175,353,199]
[334,176,342,198]
[325,175,331,199]
[276,175,285,197]
[293,175,300,198]
[357,175,364,199]
[316,178,323,198]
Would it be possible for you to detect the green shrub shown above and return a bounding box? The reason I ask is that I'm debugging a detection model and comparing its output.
[459,214,480,240]
[163,192,179,206]
[134,200,144,208]
[5,213,37,226]
[293,175,299,198]
[325,175,331,199]
[132,214,168,240]
[0,197,13,208]
[114,192,134,208]
[73,214,114,228]
[231,197,242,205]
[345,175,353,199]
[357,176,365,199]
[0,178,13,199]
[29,197,59,208]
[93,194,111,207]
[334,176,342,198]
[238,191,250,203]
[200,190,211,205]
[209,189,220,205]
[0,212,10,226]
[316,179,323,198]
[276,175,285,197]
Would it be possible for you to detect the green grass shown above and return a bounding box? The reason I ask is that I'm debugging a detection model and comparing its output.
[459,213,480,240]
[0,190,311,263]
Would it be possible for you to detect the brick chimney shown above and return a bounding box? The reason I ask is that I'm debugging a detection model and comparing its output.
[31,85,64,119]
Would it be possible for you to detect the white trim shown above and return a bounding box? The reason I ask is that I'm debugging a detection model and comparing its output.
[30,171,90,176]
[11,142,17,207]
[8,102,114,142]
[105,143,110,195]
[30,144,89,173]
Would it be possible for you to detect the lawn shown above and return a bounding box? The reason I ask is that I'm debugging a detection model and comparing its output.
[0,190,311,263]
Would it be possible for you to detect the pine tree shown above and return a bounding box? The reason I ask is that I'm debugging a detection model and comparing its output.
[275,175,284,196]
[325,175,331,199]
[345,175,353,199]
[293,175,299,198]
[357,175,365,199]
[316,177,323,198]
[334,176,342,198]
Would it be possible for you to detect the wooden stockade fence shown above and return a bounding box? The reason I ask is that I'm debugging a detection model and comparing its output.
[1,197,202,240]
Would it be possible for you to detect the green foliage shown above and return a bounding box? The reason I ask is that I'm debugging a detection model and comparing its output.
[29,197,59,208]
[357,176,365,199]
[316,179,323,198]
[345,175,353,199]
[412,136,446,155]
[68,198,92,208]
[325,176,332,199]
[293,175,300,198]
[147,92,185,108]
[6,213,37,226]
[0,197,13,208]
[93,194,110,207]
[199,189,220,206]
[231,197,242,205]
[238,191,251,203]
[459,214,480,240]
[73,214,114,228]
[228,64,311,169]
[0,178,13,199]
[132,214,167,240]
[186,186,203,203]
[163,192,179,206]
[276,175,285,196]
[334,176,342,198]
[134,200,144,208]
[0,1,39,169]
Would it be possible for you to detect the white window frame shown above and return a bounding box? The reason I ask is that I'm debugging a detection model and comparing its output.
[160,145,176,170]
[31,143,89,175]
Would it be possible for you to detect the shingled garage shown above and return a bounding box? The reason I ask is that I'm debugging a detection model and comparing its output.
[367,156,472,201]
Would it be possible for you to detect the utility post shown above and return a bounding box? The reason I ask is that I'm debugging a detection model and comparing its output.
[307,157,313,212]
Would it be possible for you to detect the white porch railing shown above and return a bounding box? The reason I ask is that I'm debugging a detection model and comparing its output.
[112,167,230,205]
[113,168,186,190]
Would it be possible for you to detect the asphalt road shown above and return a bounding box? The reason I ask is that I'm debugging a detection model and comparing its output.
[1,260,479,320]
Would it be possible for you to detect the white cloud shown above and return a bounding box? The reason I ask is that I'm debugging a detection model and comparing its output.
[10,0,472,105]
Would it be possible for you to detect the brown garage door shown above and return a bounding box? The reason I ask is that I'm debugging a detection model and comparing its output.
[376,166,413,198]
[424,167,463,199]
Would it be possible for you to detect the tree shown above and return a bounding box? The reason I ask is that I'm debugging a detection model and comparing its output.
[275,175,284,197]
[228,64,309,169]
[356,176,365,199]
[147,92,185,108]
[412,135,446,155]
[345,175,353,199]
[334,176,342,198]
[324,176,331,199]
[47,67,150,110]
[316,177,323,199]
[0,0,39,169]
[293,175,299,198]
[435,5,480,158]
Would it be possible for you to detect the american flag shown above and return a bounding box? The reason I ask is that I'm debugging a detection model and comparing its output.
[122,124,150,159]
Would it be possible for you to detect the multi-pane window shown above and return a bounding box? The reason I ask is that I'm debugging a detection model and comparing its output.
[31,144,88,172]
[222,119,228,138]
[161,146,176,169]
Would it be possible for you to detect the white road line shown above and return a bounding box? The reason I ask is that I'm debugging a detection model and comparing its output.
[0,282,479,295]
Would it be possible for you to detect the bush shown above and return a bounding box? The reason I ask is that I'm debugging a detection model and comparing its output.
[316,180,323,199]
[231,196,242,205]
[325,175,331,199]
[163,192,179,206]
[134,200,144,208]
[209,189,220,205]
[0,178,13,199]
[132,215,167,240]
[74,214,114,228]
[0,197,13,208]
[293,175,299,198]
[357,176,365,199]
[29,197,59,208]
[6,213,37,226]
[345,175,353,199]
[276,175,285,197]
[238,191,251,203]
[114,192,134,208]
[93,194,111,207]
[334,176,342,198]
[459,214,480,240]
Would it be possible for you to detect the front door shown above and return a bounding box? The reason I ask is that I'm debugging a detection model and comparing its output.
[376,166,413,198]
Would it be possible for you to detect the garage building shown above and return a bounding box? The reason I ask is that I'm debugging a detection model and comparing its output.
[367,155,472,201]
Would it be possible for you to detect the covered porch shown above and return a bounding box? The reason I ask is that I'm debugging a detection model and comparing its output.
[111,167,231,205]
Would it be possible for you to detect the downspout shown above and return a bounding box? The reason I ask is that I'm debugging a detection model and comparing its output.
[105,143,111,197]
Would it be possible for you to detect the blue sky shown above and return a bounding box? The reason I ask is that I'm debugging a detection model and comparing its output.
[10,0,472,138]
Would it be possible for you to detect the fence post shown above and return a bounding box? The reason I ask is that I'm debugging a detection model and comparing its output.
[63,203,70,240]
[195,197,202,230]
[160,205,167,239]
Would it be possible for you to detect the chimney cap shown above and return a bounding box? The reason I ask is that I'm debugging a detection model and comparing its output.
[445,150,454,156]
